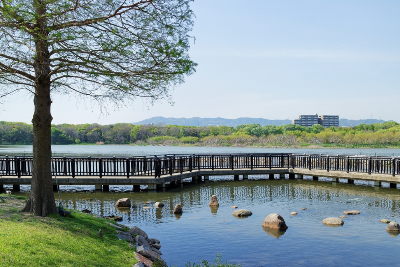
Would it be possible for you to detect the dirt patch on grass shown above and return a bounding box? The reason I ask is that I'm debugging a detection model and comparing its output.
[0,194,30,220]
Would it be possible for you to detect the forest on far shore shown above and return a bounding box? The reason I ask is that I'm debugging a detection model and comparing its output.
[1,121,400,148]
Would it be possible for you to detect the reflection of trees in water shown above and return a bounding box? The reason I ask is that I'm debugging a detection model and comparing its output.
[61,180,400,224]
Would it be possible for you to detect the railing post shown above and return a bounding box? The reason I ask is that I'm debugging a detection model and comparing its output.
[5,155,10,175]
[211,155,214,170]
[154,156,160,178]
[326,155,330,172]
[88,156,92,175]
[346,156,349,173]
[336,155,339,171]
[269,154,272,169]
[368,157,371,175]
[291,155,295,169]
[250,154,253,170]
[180,157,183,173]
[230,154,234,170]
[189,155,193,172]
[112,156,116,176]
[126,158,130,178]
[15,156,21,178]
[169,157,173,175]
[71,158,75,178]
[99,158,103,178]
[308,155,311,170]
[280,154,284,168]
[392,158,396,177]
[63,157,67,175]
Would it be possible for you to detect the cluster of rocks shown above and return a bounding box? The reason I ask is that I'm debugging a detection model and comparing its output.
[110,223,166,267]
[322,210,361,227]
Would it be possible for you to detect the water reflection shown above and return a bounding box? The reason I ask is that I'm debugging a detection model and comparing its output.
[209,206,218,215]
[55,179,400,225]
[262,227,286,239]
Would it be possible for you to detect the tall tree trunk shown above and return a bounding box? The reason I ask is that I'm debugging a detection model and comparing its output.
[23,0,57,216]
[23,83,58,216]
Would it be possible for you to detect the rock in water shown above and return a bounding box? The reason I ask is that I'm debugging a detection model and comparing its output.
[343,210,360,215]
[232,209,252,217]
[380,219,391,224]
[155,202,165,208]
[322,217,344,226]
[115,198,131,208]
[209,195,219,207]
[290,212,298,216]
[386,221,400,232]
[262,213,288,230]
[173,204,183,214]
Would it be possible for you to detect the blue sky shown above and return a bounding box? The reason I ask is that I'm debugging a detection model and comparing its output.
[1,0,399,124]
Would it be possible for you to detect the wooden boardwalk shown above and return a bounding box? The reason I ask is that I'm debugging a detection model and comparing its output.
[1,153,399,191]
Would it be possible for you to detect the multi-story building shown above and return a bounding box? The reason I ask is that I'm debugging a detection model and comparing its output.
[318,115,339,128]
[293,114,339,128]
[292,114,319,127]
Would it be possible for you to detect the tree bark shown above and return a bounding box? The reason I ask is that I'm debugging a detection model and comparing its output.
[23,0,57,216]
[23,83,58,216]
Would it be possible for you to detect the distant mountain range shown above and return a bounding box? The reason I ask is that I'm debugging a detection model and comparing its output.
[134,117,387,127]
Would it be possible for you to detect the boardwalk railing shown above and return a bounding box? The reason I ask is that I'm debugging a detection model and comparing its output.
[0,153,399,178]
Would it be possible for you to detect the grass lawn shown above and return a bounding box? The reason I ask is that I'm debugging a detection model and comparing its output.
[0,194,137,267]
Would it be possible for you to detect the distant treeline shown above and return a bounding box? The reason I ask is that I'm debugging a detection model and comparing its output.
[1,121,400,148]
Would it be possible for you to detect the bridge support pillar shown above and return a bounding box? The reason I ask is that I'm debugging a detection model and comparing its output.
[279,174,285,179]
[243,175,248,180]
[95,184,102,190]
[102,185,109,192]
[0,184,4,193]
[12,184,20,192]
[312,176,318,181]
[288,173,295,180]
[374,181,381,187]
[234,175,239,181]
[133,185,141,192]
[297,174,303,179]
[331,178,338,183]
[348,179,354,185]
[269,174,274,180]
[148,184,157,190]
[204,175,209,181]
[53,185,59,191]
[390,183,397,189]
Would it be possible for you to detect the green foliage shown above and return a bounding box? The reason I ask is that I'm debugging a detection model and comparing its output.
[2,121,400,148]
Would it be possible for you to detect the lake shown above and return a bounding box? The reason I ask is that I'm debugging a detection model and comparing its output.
[2,145,400,266]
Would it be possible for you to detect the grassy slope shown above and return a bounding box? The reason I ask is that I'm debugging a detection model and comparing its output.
[0,195,137,267]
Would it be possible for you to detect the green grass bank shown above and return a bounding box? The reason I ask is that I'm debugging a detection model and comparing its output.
[0,195,137,267]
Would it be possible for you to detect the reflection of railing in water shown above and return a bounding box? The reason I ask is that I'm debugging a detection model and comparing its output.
[0,153,399,178]
[62,182,400,223]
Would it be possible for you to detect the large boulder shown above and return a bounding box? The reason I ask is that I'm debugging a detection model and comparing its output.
[135,235,150,249]
[115,198,131,208]
[343,210,360,215]
[173,204,183,214]
[386,221,400,232]
[209,195,219,206]
[232,209,252,217]
[129,226,148,239]
[262,213,288,230]
[322,217,344,226]
[136,245,163,262]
